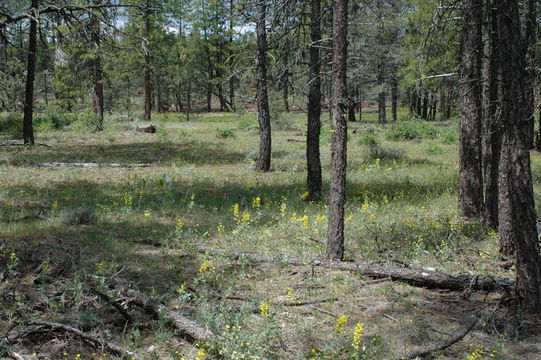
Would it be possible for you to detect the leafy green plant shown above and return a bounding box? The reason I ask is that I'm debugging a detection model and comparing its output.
[385,120,439,141]
[216,128,236,139]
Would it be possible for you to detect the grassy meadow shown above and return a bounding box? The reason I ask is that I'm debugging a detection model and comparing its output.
[1,109,541,359]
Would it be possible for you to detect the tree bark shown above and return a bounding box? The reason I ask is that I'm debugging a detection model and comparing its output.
[143,0,152,121]
[327,0,348,261]
[458,0,483,219]
[521,0,536,149]
[22,0,39,145]
[440,89,446,121]
[254,0,271,172]
[391,75,398,122]
[482,0,501,231]
[495,0,541,313]
[306,0,322,201]
[91,0,104,131]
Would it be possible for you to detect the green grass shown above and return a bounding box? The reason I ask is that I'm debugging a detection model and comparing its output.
[0,110,538,359]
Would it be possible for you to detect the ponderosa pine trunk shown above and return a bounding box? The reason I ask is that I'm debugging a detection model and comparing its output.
[391,75,398,122]
[327,0,348,261]
[458,0,483,219]
[306,0,322,201]
[143,0,152,121]
[91,0,104,131]
[254,0,271,172]
[482,0,501,231]
[22,0,39,145]
[521,0,536,150]
[495,0,541,313]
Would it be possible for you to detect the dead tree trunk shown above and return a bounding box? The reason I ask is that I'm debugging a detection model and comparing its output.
[496,0,541,313]
[458,0,483,219]
[327,0,348,261]
[22,0,39,145]
[254,0,272,172]
[143,0,152,121]
[306,0,322,201]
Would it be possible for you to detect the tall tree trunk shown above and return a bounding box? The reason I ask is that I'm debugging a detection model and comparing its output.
[23,0,39,145]
[377,65,387,123]
[327,0,348,261]
[91,1,104,131]
[306,0,322,201]
[358,87,362,122]
[458,0,483,219]
[495,0,541,313]
[186,81,191,122]
[254,0,271,172]
[440,89,446,121]
[482,0,501,231]
[378,91,387,124]
[391,75,398,122]
[521,0,536,149]
[143,0,152,121]
[228,0,235,109]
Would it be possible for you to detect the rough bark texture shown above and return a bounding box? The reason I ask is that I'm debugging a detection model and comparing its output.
[327,0,348,261]
[254,0,272,172]
[496,0,541,313]
[306,0,322,201]
[521,0,536,149]
[143,0,152,121]
[91,0,104,131]
[391,75,398,122]
[481,0,501,230]
[22,0,39,145]
[458,0,483,219]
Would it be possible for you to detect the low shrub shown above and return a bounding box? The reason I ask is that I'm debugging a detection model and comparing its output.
[363,143,405,161]
[385,120,439,141]
[216,128,236,139]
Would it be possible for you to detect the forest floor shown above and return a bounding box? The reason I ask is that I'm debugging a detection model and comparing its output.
[1,111,541,359]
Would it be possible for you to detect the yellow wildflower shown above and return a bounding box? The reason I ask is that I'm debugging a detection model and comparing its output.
[352,322,364,350]
[233,203,240,218]
[143,210,152,217]
[199,259,215,273]
[335,314,349,335]
[252,196,261,208]
[280,203,287,217]
[259,302,270,318]
[191,193,196,201]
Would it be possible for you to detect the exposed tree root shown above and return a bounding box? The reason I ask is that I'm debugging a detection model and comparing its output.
[90,287,133,323]
[397,316,478,359]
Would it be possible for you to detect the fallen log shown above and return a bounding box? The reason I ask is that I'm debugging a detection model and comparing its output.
[397,316,478,359]
[136,125,156,133]
[111,281,218,342]
[26,320,142,360]
[130,240,514,292]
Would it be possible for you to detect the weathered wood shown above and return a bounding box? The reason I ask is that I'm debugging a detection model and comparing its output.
[136,124,156,133]
[27,320,142,360]
[397,316,477,359]
[112,282,218,342]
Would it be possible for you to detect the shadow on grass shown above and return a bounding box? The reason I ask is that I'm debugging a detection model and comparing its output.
[3,140,246,165]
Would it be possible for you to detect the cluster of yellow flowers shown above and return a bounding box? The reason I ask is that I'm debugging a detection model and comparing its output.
[352,322,364,351]
[259,302,270,318]
[1,248,16,261]
[252,197,261,208]
[335,315,349,335]
[467,347,484,360]
[121,193,133,206]
[199,259,216,273]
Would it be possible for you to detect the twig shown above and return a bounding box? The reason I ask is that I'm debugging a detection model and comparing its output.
[27,320,142,360]
[397,316,478,359]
